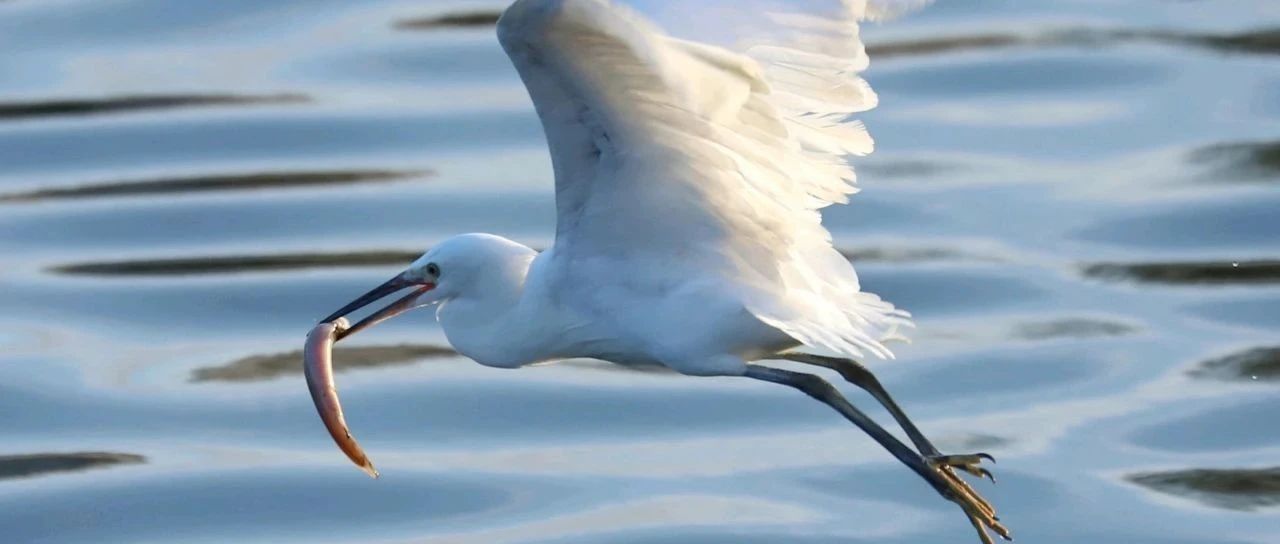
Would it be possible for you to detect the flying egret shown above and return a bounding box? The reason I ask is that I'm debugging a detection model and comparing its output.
[311,0,1011,541]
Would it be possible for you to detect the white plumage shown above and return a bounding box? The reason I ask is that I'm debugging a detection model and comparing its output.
[497,0,911,364]
[316,3,1011,541]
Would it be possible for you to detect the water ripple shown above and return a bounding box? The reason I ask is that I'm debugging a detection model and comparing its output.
[0,93,309,121]
[0,452,144,481]
[1083,260,1280,285]
[868,27,1280,59]
[0,169,427,203]
[1130,467,1280,511]
[48,251,434,277]
[394,11,502,31]
[47,246,984,277]
[1189,140,1280,183]
[193,344,455,383]
[1188,346,1280,383]
[1008,317,1138,341]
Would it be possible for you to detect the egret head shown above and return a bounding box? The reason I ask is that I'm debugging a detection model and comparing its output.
[320,233,535,340]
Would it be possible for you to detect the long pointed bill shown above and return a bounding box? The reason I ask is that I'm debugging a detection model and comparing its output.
[336,285,433,340]
[318,272,436,340]
[304,272,435,477]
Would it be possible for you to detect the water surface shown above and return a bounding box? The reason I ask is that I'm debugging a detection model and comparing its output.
[1,1,1278,543]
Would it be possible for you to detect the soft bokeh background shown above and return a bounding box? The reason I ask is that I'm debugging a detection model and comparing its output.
[2,1,1278,542]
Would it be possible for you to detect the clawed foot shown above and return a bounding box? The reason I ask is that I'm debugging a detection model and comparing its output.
[927,453,1012,544]
[929,452,997,482]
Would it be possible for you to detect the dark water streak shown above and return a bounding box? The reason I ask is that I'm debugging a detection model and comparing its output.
[0,94,309,121]
[49,246,987,277]
[867,27,1280,58]
[193,344,455,383]
[1189,346,1280,382]
[0,452,145,481]
[387,10,1280,59]
[1189,140,1280,182]
[1083,260,1280,285]
[1130,467,1280,511]
[394,11,501,30]
[0,170,427,203]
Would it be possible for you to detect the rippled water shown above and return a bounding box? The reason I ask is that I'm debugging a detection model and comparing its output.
[2,1,1278,543]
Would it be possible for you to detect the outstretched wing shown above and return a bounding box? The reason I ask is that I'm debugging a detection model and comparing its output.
[497,0,913,358]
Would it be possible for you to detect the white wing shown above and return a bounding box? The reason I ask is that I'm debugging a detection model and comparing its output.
[498,0,913,359]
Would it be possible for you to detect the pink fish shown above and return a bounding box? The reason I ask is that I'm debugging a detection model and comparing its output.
[302,317,378,478]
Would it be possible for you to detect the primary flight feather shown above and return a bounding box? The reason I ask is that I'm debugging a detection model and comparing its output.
[498,0,910,360]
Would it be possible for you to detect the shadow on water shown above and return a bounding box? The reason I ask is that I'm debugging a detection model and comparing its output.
[51,251,422,276]
[1188,140,1280,183]
[192,344,455,383]
[844,247,999,264]
[1188,346,1280,382]
[1155,27,1280,55]
[867,27,1280,58]
[1129,467,1280,511]
[0,452,145,480]
[393,11,501,30]
[1082,260,1280,285]
[0,94,309,121]
[869,34,1029,58]
[49,246,979,277]
[389,13,1280,57]
[0,169,428,203]
[1009,317,1137,341]
[856,158,962,179]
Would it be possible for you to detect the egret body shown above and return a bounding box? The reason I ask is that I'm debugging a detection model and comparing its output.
[313,1,1011,542]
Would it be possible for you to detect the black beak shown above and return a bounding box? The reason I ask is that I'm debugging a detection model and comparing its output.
[320,272,435,341]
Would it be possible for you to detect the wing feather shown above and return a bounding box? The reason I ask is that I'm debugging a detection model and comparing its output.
[498,0,913,359]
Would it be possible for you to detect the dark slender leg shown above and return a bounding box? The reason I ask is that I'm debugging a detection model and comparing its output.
[745,364,1011,544]
[745,364,944,488]
[779,352,994,481]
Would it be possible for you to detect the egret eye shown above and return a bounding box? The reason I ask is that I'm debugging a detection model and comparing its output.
[426,263,440,277]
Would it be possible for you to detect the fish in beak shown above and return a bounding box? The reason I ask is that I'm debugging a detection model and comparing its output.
[303,272,436,477]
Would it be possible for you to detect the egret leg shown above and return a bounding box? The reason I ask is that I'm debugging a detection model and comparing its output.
[744,364,1011,543]
[778,352,995,481]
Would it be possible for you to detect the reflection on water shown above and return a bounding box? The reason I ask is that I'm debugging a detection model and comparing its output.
[856,158,959,178]
[868,34,1027,58]
[1130,467,1280,511]
[0,93,308,121]
[1,1,1278,543]
[394,11,502,30]
[1083,260,1280,285]
[868,27,1280,59]
[1190,140,1280,182]
[1189,346,1280,382]
[51,246,978,277]
[1159,27,1280,55]
[51,251,420,276]
[1008,317,1137,341]
[0,169,426,203]
[0,452,145,480]
[387,11,1280,59]
[192,344,455,383]
[843,247,998,264]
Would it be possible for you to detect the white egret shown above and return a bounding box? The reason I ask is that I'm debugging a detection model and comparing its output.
[311,0,1010,541]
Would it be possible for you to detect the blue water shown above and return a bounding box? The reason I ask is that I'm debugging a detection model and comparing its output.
[1,1,1278,543]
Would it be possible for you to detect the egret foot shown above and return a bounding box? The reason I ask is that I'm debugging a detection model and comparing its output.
[928,452,997,482]
[745,364,1012,544]
[932,462,1011,544]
